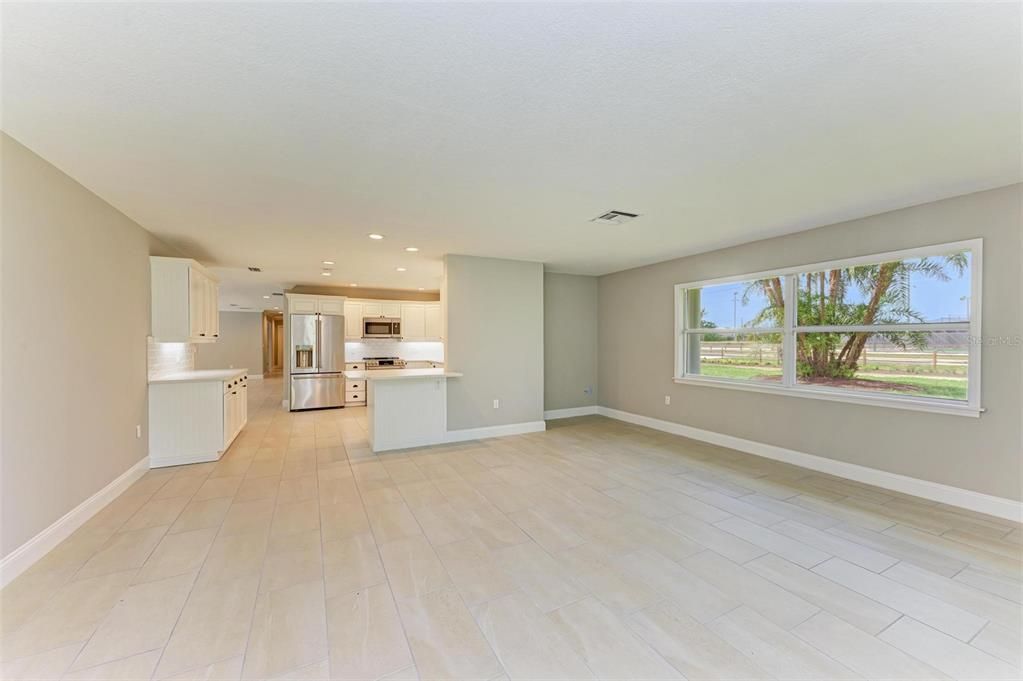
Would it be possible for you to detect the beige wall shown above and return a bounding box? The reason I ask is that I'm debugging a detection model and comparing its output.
[1,134,178,557]
[194,311,263,374]
[544,272,598,411]
[598,185,1022,500]
[444,255,544,430]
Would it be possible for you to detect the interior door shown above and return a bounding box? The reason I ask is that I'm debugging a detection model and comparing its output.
[291,314,318,373]
[318,314,345,372]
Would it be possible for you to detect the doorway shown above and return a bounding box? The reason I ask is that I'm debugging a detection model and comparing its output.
[263,311,284,376]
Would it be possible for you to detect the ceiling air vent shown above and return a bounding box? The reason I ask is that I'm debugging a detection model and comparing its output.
[591,210,639,225]
[248,266,262,272]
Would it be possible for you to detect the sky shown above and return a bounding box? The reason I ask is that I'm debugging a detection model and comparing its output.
[695,253,972,329]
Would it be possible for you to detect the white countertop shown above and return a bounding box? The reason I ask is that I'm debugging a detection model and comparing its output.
[149,368,248,385]
[344,368,462,381]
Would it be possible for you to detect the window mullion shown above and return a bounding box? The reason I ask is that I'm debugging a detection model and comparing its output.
[783,273,797,387]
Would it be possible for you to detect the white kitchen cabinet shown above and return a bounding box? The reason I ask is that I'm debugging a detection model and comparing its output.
[424,303,442,340]
[222,376,247,448]
[361,302,382,317]
[381,302,402,317]
[204,276,220,339]
[344,302,363,338]
[286,294,346,316]
[319,298,344,315]
[290,297,318,314]
[400,303,426,340]
[149,372,248,467]
[152,256,220,343]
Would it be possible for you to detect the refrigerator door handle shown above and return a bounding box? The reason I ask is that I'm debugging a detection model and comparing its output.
[314,313,322,372]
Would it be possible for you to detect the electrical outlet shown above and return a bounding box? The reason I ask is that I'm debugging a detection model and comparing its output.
[136,425,142,439]
[584,386,593,395]
[493,399,500,409]
[664,395,671,405]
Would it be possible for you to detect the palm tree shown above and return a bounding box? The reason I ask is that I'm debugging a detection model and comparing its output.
[744,252,967,379]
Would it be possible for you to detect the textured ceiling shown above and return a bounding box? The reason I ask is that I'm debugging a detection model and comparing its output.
[3,2,1019,309]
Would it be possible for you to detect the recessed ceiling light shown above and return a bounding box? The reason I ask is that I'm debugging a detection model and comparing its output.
[273,306,280,310]
[396,267,407,272]
[322,260,335,265]
[321,271,332,277]
[368,233,384,240]
[405,247,419,252]
[263,295,271,299]
[418,287,425,291]
[350,283,358,287]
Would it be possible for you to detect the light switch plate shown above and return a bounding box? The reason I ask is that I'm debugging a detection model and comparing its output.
[664,396,671,405]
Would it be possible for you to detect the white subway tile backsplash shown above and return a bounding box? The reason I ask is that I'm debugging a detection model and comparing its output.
[345,340,443,362]
[147,338,195,379]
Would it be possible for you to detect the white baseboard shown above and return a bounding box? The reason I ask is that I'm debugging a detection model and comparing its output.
[149,451,220,468]
[544,405,599,420]
[0,457,150,588]
[445,420,547,444]
[597,406,1022,522]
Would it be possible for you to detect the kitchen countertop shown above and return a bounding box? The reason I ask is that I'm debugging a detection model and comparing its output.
[149,368,248,385]
[344,368,462,381]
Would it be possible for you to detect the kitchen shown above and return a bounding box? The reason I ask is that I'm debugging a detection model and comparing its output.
[145,256,463,468]
[284,291,461,452]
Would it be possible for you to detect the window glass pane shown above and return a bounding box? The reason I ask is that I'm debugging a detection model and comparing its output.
[795,331,969,401]
[797,250,971,326]
[687,278,785,331]
[686,333,783,382]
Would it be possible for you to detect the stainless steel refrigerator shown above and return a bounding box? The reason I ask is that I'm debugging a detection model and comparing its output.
[289,313,345,410]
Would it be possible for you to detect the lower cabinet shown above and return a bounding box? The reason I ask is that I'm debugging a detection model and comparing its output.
[344,363,366,405]
[149,375,248,468]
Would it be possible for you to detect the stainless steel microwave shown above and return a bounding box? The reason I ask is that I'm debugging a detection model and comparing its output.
[363,317,402,338]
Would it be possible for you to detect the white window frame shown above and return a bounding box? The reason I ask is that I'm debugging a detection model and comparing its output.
[673,239,983,417]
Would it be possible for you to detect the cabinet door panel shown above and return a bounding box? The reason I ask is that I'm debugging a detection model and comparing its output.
[344,303,362,338]
[205,278,220,339]
[362,302,382,317]
[424,304,442,340]
[381,302,402,317]
[401,304,426,340]
[291,297,318,314]
[319,298,344,315]
[189,269,206,339]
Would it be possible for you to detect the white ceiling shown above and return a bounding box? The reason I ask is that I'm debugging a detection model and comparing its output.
[3,3,1019,310]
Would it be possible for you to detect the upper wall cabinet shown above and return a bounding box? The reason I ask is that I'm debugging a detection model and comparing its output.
[343,298,442,340]
[287,294,345,316]
[401,302,443,341]
[151,257,220,343]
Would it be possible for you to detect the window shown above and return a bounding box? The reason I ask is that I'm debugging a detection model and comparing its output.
[675,240,982,416]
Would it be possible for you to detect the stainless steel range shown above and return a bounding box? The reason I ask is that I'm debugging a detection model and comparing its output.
[364,356,407,370]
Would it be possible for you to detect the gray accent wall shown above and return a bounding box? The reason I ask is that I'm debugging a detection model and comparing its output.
[598,185,1022,500]
[445,255,544,431]
[544,272,598,411]
[1,134,178,558]
[194,311,263,375]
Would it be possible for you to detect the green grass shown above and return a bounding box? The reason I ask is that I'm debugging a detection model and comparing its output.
[854,375,967,400]
[697,363,966,400]
[698,364,782,380]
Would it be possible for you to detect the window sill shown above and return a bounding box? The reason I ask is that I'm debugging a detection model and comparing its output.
[672,376,981,417]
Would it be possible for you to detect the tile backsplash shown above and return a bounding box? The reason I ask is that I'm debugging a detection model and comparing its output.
[345,340,444,362]
[147,338,195,379]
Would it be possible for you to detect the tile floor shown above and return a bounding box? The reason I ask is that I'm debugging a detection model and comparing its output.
[1,377,1020,680]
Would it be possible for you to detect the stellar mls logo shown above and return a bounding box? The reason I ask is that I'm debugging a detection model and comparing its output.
[969,335,1022,347]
